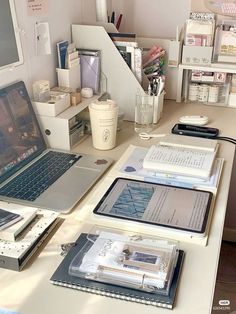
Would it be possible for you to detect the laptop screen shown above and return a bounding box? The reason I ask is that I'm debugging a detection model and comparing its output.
[0,81,46,184]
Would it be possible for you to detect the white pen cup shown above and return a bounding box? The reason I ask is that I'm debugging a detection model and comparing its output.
[89,100,118,150]
[135,93,154,133]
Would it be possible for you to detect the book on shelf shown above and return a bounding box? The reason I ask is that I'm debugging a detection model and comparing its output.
[56,40,69,69]
[0,208,22,231]
[113,40,138,48]
[65,42,80,69]
[50,232,184,309]
[0,209,59,271]
[134,47,143,83]
[143,135,219,179]
[116,45,133,69]
[108,32,136,42]
[112,40,142,83]
[0,206,37,241]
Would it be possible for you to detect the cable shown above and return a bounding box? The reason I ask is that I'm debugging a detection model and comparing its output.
[216,137,236,144]
[216,136,236,145]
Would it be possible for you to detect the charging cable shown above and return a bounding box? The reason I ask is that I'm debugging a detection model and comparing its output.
[215,136,236,145]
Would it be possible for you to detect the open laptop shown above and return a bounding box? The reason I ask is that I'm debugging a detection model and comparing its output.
[0,81,113,213]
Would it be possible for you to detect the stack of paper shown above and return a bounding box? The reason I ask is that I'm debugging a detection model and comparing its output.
[119,145,223,193]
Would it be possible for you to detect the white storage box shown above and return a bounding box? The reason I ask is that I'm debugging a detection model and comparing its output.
[33,92,70,117]
[56,63,81,91]
[153,91,165,124]
[228,93,236,108]
[182,45,213,65]
[168,40,181,67]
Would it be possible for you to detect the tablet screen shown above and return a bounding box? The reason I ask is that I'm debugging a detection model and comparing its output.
[93,178,213,235]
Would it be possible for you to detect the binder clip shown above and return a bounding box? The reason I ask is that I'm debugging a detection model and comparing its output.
[60,242,76,256]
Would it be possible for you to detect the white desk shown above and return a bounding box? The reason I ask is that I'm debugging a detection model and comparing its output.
[0,100,235,314]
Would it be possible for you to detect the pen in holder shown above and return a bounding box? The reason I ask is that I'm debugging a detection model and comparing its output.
[148,78,165,124]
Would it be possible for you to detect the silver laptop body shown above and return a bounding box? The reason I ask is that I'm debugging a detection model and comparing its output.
[0,81,113,213]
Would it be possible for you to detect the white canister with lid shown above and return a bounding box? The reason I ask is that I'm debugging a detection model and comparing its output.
[208,85,219,103]
[188,83,199,101]
[198,84,209,102]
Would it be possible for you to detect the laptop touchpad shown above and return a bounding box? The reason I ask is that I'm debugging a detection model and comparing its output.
[74,155,111,171]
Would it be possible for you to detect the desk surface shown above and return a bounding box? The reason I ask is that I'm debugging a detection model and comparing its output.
[0,100,236,314]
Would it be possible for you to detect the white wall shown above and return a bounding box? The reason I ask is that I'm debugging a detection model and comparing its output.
[110,0,191,38]
[191,0,210,12]
[0,0,82,94]
[80,0,191,38]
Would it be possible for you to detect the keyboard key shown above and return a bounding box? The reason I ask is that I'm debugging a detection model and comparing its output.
[0,151,81,201]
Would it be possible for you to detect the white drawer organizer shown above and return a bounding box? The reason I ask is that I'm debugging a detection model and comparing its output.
[71,24,174,121]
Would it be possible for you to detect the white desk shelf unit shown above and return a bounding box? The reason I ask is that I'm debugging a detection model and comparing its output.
[176,63,236,104]
[36,95,99,151]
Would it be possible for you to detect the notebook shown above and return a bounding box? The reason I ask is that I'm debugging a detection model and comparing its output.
[143,135,218,179]
[50,233,185,309]
[0,81,113,213]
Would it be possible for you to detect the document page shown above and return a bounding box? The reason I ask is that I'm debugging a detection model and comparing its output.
[94,178,212,234]
[142,144,217,179]
[145,145,215,170]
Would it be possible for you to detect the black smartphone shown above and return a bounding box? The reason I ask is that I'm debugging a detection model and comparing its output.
[171,123,219,139]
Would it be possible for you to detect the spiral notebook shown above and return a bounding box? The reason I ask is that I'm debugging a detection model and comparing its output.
[50,233,184,309]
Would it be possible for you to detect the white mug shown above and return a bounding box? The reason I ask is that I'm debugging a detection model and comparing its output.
[89,100,118,150]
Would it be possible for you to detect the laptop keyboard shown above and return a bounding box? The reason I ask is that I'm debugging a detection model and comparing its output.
[0,151,81,201]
